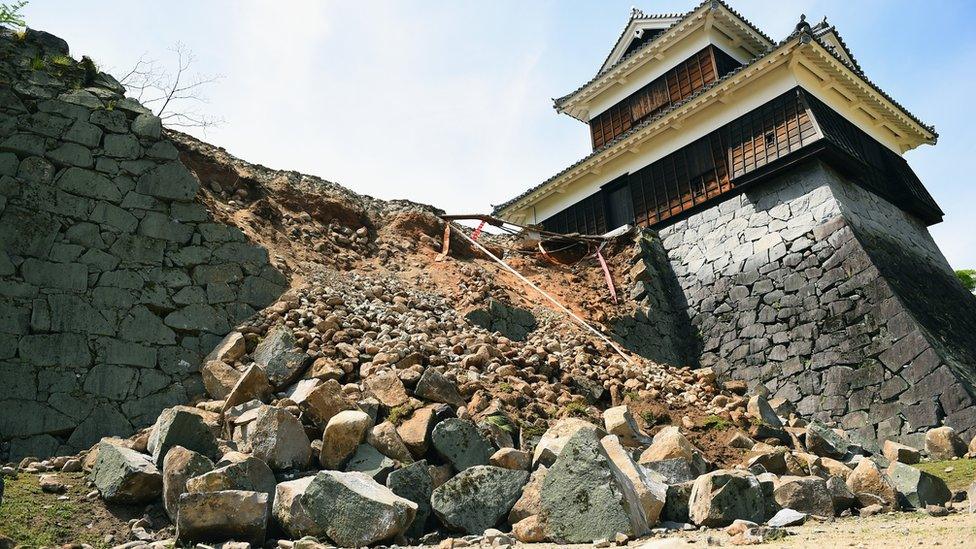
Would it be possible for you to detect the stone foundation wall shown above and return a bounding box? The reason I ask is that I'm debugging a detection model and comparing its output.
[651,159,976,449]
[0,30,287,460]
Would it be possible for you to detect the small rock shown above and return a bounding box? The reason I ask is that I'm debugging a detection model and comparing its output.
[603,405,651,447]
[882,440,921,465]
[638,426,698,464]
[859,503,884,517]
[746,395,782,428]
[489,448,531,470]
[511,515,545,543]
[766,508,806,527]
[39,474,67,494]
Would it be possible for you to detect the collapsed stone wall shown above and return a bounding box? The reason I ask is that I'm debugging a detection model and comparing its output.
[649,159,976,449]
[0,30,287,460]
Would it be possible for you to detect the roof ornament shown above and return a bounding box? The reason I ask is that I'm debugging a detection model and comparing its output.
[794,14,812,35]
[630,6,646,19]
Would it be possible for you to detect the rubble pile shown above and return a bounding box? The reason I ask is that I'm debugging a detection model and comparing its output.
[1,26,975,549]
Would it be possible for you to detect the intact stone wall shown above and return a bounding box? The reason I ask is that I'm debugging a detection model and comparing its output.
[0,30,287,460]
[650,159,976,449]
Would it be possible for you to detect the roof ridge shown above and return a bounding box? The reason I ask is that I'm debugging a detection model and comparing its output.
[556,0,775,110]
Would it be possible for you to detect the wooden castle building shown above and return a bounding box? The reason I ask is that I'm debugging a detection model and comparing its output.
[496,1,976,448]
[495,2,940,233]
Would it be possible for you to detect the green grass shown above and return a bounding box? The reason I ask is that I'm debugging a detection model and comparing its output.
[0,473,110,548]
[561,401,590,418]
[915,458,976,491]
[701,414,731,430]
[49,54,73,67]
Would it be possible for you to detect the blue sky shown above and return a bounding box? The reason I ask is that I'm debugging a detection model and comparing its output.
[24,1,976,268]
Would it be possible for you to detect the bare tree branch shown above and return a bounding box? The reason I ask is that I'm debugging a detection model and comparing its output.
[118,42,225,130]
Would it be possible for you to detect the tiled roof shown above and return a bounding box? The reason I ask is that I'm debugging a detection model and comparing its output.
[493,21,937,216]
[811,18,864,74]
[555,0,776,109]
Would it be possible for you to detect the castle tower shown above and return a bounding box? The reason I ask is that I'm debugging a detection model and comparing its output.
[495,1,976,448]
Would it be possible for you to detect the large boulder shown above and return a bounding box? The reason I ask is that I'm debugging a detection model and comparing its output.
[239,405,311,471]
[601,435,667,532]
[882,440,921,465]
[638,426,697,464]
[161,446,214,522]
[539,429,638,543]
[320,409,373,469]
[273,476,326,539]
[924,426,966,460]
[303,470,417,547]
[886,461,951,509]
[147,406,218,466]
[431,418,494,471]
[805,421,848,459]
[186,455,277,506]
[386,460,434,539]
[91,441,162,504]
[414,368,465,408]
[846,459,900,511]
[603,405,651,447]
[253,325,309,389]
[431,465,529,534]
[176,490,269,545]
[772,476,833,517]
[687,470,765,527]
[532,418,601,468]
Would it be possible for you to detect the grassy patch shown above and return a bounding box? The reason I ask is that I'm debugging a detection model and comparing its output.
[0,473,109,548]
[701,414,731,430]
[560,401,590,418]
[915,458,976,491]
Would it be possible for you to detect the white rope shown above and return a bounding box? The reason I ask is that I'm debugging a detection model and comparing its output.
[450,223,635,365]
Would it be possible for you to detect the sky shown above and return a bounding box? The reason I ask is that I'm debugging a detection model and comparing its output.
[22,0,976,269]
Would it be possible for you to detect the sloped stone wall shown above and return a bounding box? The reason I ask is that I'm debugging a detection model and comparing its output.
[650,159,976,448]
[0,30,287,460]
